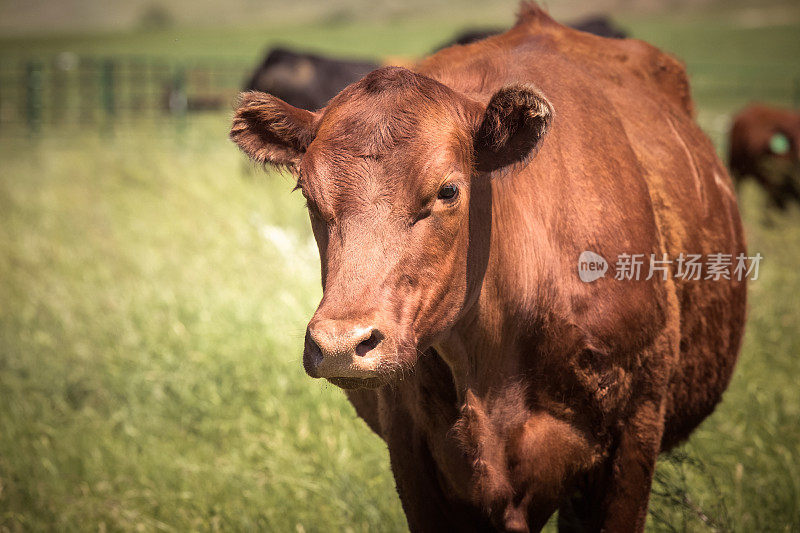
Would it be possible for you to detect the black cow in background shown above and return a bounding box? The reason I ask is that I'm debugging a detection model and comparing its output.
[245,15,628,111]
[244,48,378,110]
[433,14,628,49]
[570,14,628,38]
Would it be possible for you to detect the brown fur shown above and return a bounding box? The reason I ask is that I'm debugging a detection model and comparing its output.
[230,3,746,531]
[728,103,800,210]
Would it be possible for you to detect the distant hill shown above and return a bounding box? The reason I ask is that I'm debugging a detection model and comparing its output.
[0,0,521,35]
[0,0,797,36]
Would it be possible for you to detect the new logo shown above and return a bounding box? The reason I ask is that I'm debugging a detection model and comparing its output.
[578,251,608,283]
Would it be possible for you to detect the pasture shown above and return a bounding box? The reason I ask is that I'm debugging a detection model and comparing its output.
[1,8,799,532]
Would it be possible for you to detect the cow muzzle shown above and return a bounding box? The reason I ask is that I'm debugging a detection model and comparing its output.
[303,318,390,388]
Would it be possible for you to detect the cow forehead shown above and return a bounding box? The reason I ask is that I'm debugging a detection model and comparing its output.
[315,99,463,155]
[313,67,474,154]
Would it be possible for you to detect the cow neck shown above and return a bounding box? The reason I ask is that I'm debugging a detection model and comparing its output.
[434,172,534,405]
[434,286,523,406]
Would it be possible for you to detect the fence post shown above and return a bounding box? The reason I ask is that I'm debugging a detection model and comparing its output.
[171,66,187,137]
[0,60,4,134]
[793,78,800,108]
[79,57,94,125]
[101,59,115,134]
[24,60,43,134]
[51,56,67,125]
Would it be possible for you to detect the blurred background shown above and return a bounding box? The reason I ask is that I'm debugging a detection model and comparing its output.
[0,0,798,531]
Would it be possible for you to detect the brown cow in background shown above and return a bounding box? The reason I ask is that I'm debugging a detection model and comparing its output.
[231,3,746,531]
[729,104,800,210]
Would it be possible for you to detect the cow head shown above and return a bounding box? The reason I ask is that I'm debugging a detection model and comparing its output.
[231,67,552,389]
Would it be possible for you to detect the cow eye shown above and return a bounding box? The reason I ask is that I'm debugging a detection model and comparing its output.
[437,184,459,201]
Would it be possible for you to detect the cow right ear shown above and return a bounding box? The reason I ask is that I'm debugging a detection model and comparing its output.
[473,84,553,174]
[230,91,319,170]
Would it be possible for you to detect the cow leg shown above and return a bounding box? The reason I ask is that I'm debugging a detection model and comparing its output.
[389,436,493,533]
[555,468,609,533]
[380,390,492,532]
[388,428,493,532]
[556,397,665,533]
[557,491,596,533]
[598,397,667,533]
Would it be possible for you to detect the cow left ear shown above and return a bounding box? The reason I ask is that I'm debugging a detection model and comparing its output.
[473,84,553,173]
[230,91,320,171]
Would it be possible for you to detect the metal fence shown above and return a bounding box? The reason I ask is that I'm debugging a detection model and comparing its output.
[0,54,251,135]
[0,54,797,138]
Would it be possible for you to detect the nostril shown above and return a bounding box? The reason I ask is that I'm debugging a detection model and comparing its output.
[355,330,384,357]
[303,331,324,378]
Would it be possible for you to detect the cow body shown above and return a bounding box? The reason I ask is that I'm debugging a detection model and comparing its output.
[231,4,745,531]
[729,104,800,209]
[347,10,744,531]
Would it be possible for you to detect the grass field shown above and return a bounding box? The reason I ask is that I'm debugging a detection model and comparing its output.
[1,8,800,532]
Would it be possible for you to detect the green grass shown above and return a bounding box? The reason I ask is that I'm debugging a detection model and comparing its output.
[1,10,800,533]
[647,181,800,531]
[0,129,406,531]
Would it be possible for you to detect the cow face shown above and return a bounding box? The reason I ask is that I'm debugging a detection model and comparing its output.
[231,67,552,389]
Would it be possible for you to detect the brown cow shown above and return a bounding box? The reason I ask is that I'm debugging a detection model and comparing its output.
[230,3,746,532]
[729,104,800,210]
